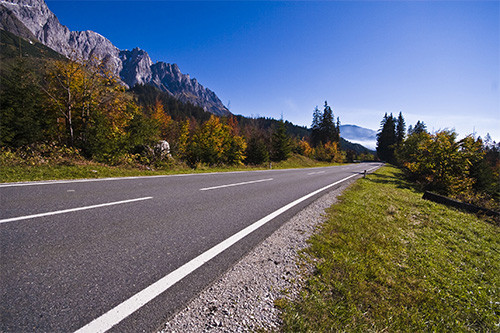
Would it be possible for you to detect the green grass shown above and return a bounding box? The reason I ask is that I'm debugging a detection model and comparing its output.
[0,154,340,183]
[280,166,499,332]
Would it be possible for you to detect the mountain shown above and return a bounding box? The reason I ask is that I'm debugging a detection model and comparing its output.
[0,0,230,116]
[339,124,377,150]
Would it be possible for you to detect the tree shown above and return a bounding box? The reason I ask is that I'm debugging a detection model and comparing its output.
[376,113,397,163]
[396,112,406,145]
[151,98,172,139]
[271,120,291,162]
[42,59,84,146]
[314,141,343,162]
[245,136,269,165]
[298,138,313,158]
[126,110,159,151]
[319,101,338,145]
[221,117,247,165]
[311,101,340,147]
[335,116,341,143]
[398,130,487,197]
[0,59,50,146]
[187,115,246,166]
[173,120,190,160]
[409,120,427,135]
[311,106,322,147]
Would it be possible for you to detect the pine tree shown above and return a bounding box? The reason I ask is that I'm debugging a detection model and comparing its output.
[311,101,340,147]
[271,120,291,162]
[396,112,406,145]
[335,116,341,143]
[409,120,427,135]
[319,101,336,144]
[0,59,48,146]
[311,106,322,147]
[245,136,269,165]
[376,113,397,163]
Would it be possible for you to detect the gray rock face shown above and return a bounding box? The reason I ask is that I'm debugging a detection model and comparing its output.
[149,61,230,116]
[119,48,153,88]
[0,4,38,41]
[0,0,122,75]
[0,0,230,117]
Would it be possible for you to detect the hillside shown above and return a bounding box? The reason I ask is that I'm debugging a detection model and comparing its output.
[0,28,62,62]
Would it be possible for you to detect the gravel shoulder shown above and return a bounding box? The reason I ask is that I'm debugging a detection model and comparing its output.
[159,177,358,333]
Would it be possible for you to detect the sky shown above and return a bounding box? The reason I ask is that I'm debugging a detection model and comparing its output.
[45,0,499,141]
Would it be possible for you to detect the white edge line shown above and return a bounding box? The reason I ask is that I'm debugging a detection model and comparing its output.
[0,197,153,224]
[199,178,273,191]
[74,170,374,333]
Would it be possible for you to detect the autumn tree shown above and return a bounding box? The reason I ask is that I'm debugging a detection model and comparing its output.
[42,59,84,146]
[314,141,343,162]
[151,98,172,139]
[221,117,247,165]
[187,115,246,166]
[41,57,139,162]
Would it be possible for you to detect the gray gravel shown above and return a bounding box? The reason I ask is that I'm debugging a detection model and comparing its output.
[159,178,356,333]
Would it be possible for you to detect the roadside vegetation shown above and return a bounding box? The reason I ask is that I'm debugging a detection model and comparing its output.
[0,144,341,183]
[279,166,499,332]
[376,113,499,211]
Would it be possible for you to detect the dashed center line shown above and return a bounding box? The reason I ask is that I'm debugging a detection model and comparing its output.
[0,197,153,224]
[199,178,273,191]
[307,171,325,175]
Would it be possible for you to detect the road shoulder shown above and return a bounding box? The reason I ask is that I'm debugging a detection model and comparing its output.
[159,177,359,332]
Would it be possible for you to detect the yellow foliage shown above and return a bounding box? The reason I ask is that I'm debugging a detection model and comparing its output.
[151,99,172,138]
[299,139,313,157]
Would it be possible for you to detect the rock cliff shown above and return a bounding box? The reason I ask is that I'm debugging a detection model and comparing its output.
[0,0,230,116]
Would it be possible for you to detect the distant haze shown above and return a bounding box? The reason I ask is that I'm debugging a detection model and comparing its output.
[339,125,377,150]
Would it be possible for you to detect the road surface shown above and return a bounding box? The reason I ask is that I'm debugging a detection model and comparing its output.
[0,163,381,332]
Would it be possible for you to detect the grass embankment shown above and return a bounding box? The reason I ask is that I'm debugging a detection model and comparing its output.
[280,166,499,332]
[0,153,338,183]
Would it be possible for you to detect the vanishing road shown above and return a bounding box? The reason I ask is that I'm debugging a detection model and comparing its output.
[1,163,381,332]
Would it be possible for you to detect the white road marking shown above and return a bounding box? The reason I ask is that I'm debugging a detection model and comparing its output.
[0,171,272,188]
[0,176,172,188]
[74,169,377,333]
[0,197,153,224]
[199,178,273,191]
[307,171,325,175]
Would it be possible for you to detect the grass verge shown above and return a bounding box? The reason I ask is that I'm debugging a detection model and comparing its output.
[280,166,499,332]
[0,154,340,183]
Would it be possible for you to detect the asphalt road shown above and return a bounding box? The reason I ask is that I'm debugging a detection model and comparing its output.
[0,163,381,332]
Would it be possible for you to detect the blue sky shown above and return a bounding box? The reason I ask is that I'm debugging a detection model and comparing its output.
[46,0,499,141]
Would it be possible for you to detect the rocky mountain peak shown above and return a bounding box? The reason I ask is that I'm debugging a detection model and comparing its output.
[0,0,230,116]
[119,48,153,88]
